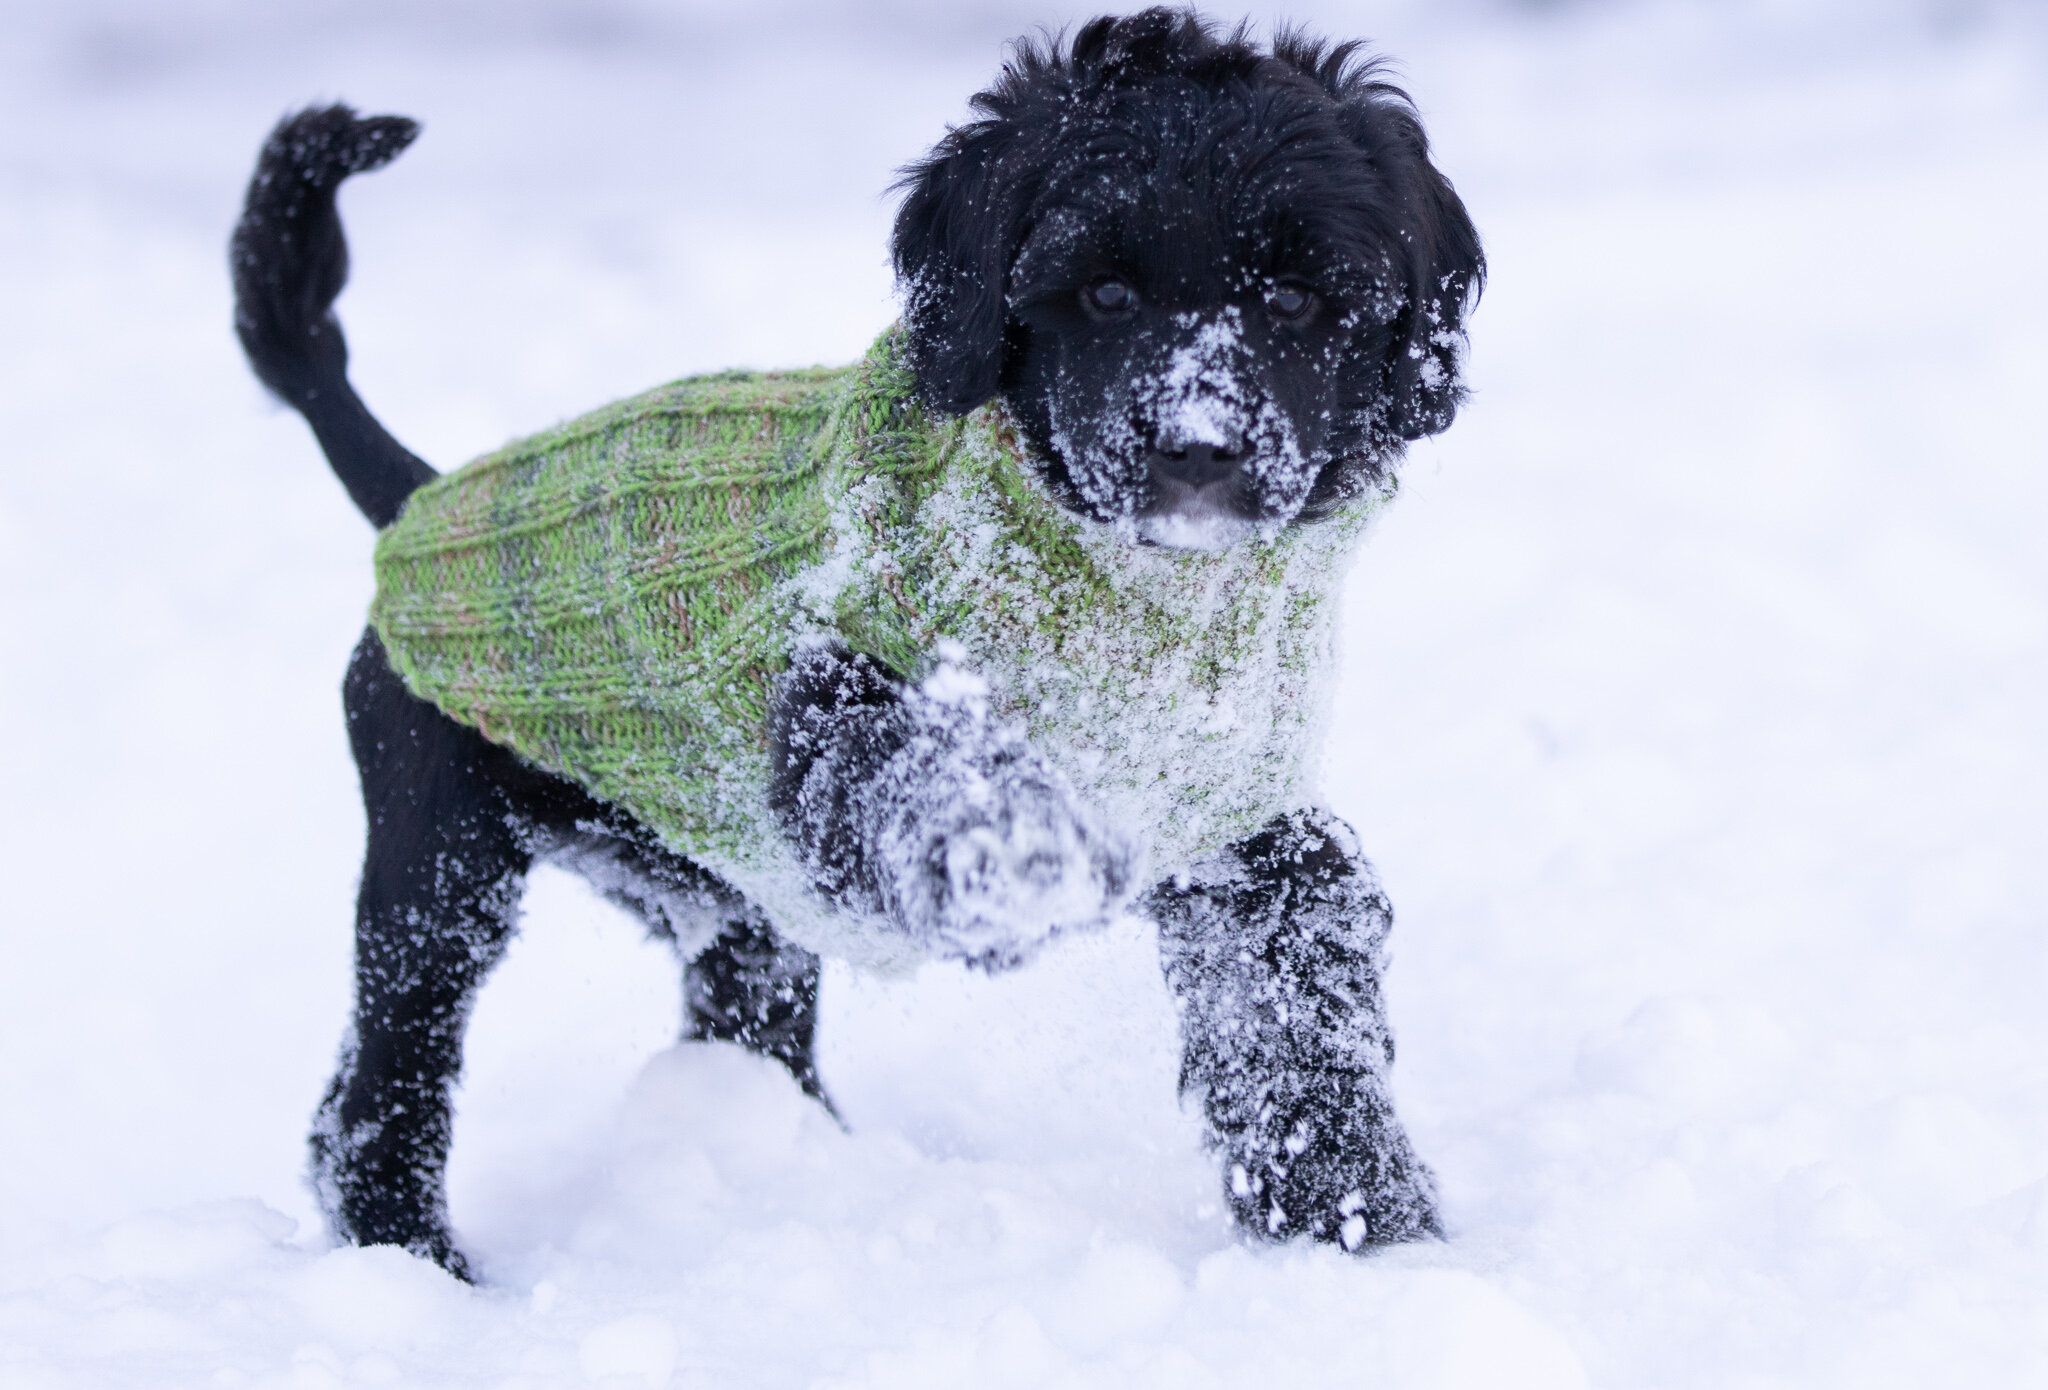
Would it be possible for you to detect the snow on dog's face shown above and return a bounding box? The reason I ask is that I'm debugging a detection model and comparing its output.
[893,9,1483,548]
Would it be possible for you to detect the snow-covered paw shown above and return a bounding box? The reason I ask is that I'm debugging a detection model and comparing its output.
[1223,1098,1443,1252]
[915,757,1132,967]
[870,662,1136,967]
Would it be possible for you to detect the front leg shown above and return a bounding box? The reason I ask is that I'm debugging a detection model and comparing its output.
[769,641,1135,969]
[1147,809,1441,1250]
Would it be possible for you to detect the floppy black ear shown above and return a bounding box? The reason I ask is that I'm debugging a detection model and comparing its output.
[1371,106,1485,441]
[891,119,1035,416]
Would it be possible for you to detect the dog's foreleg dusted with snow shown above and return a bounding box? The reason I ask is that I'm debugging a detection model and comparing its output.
[233,10,1479,1279]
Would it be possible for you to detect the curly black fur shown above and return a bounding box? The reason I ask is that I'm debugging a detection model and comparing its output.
[232,10,1472,1279]
[230,105,435,527]
[768,642,913,918]
[893,8,1483,531]
[1147,809,1440,1248]
[309,633,829,1277]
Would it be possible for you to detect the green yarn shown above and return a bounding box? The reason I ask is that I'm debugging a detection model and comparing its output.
[371,329,1386,964]
[374,354,845,864]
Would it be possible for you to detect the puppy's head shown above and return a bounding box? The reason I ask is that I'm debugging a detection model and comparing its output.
[893,8,1484,548]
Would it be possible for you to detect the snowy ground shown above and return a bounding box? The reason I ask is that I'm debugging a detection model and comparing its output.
[3,1,2046,1385]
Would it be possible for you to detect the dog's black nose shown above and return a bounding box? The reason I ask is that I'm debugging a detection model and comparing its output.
[1149,430,1245,488]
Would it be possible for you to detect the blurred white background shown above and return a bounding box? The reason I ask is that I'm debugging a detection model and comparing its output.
[2,3,2044,1386]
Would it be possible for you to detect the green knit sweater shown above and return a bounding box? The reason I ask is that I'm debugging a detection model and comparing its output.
[372,331,1386,967]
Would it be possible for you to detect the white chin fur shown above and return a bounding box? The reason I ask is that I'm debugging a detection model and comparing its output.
[1136,509,1257,550]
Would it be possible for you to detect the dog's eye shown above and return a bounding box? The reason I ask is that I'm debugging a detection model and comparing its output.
[1265,285,1315,321]
[1084,279,1136,314]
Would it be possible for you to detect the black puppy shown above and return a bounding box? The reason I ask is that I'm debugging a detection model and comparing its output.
[232,10,1480,1280]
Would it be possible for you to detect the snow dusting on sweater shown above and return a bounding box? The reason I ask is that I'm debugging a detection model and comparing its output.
[372,331,1384,971]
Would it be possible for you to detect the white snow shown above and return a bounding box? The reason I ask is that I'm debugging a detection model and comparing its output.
[1052,304,1324,546]
[863,650,1137,967]
[1135,307,1314,548]
[3,1,2046,1386]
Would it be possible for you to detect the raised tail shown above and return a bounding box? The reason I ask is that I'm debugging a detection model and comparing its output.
[231,104,437,528]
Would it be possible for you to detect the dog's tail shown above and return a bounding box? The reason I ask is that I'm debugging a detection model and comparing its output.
[231,104,437,528]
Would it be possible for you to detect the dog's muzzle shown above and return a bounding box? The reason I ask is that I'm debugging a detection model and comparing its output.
[1136,425,1259,549]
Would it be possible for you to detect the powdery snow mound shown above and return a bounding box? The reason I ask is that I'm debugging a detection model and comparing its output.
[5,1079,1584,1389]
[3,1,2046,1386]
[8,923,1586,1389]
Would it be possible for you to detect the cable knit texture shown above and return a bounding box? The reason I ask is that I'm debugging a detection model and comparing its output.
[371,330,1386,963]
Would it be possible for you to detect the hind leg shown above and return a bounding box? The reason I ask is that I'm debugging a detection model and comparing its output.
[555,822,835,1115]
[320,631,840,1278]
[684,915,832,1114]
[312,634,560,1279]
[312,844,520,1280]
